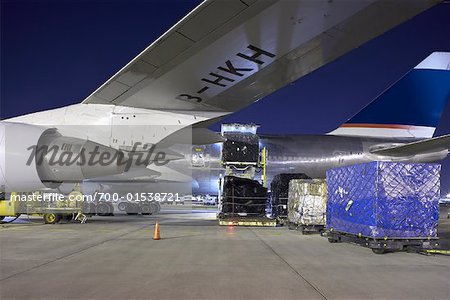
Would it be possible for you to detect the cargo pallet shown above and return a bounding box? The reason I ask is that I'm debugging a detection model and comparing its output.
[288,222,325,234]
[326,230,439,254]
[218,217,277,227]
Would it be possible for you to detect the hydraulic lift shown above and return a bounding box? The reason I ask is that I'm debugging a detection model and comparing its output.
[217,124,274,226]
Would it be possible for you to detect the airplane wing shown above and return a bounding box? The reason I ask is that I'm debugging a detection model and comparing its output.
[82,0,440,114]
[371,134,450,157]
[78,0,441,191]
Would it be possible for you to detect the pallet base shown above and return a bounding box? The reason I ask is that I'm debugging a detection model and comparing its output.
[327,231,439,254]
[218,218,277,227]
[288,222,325,234]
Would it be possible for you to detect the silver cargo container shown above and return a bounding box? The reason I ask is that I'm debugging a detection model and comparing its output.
[288,179,327,227]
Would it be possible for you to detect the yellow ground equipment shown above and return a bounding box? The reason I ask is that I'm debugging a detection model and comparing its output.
[0,191,85,224]
[0,192,21,221]
[424,249,450,256]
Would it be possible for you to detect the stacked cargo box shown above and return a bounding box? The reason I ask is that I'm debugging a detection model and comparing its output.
[326,162,440,244]
[271,173,311,220]
[219,176,267,218]
[288,179,327,233]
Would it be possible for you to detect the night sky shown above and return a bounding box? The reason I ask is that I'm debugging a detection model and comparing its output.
[1,0,449,194]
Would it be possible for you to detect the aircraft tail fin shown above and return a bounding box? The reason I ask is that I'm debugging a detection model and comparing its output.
[329,52,450,139]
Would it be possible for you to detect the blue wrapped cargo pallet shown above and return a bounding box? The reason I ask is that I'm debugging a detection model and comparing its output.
[326,161,441,239]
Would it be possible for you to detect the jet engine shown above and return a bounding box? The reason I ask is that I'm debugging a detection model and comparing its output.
[0,122,126,192]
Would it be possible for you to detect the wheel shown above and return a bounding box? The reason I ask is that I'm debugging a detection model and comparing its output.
[118,202,127,211]
[372,248,387,254]
[140,203,152,215]
[328,237,338,243]
[82,202,96,214]
[96,202,110,216]
[153,202,161,213]
[150,202,160,214]
[43,213,62,224]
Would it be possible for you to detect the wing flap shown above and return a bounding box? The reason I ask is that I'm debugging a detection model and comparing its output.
[141,32,195,68]
[115,61,157,87]
[176,1,248,42]
[371,134,450,157]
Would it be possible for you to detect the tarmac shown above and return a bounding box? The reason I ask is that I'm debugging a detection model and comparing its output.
[0,207,449,300]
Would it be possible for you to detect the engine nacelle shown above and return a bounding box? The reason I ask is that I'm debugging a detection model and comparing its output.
[0,122,126,192]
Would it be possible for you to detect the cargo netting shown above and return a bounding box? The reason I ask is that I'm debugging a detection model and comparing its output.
[219,176,267,218]
[288,179,327,226]
[326,162,441,238]
[222,133,259,163]
[271,173,311,218]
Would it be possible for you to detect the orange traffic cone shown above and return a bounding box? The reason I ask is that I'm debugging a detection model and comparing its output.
[153,221,161,240]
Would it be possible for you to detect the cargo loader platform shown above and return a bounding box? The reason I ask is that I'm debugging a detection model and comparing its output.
[326,230,439,254]
[218,216,277,227]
